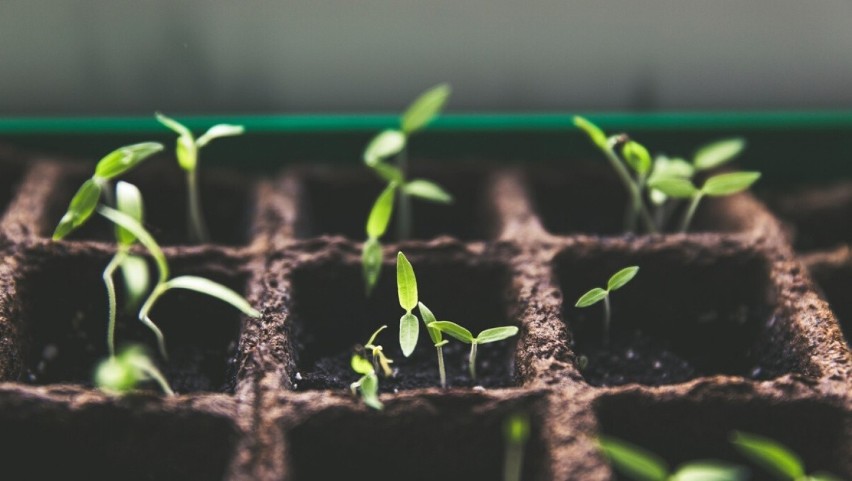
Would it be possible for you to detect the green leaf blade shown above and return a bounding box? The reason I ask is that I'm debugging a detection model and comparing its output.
[401,83,451,134]
[53,178,103,240]
[476,326,519,344]
[702,172,761,197]
[366,184,397,238]
[693,138,746,171]
[119,254,150,309]
[196,124,245,147]
[575,287,607,308]
[351,354,374,375]
[608,266,639,291]
[359,373,382,410]
[573,116,608,151]
[670,462,748,481]
[430,321,474,343]
[115,181,144,246]
[399,312,420,357]
[155,112,192,138]
[418,302,442,344]
[396,252,418,311]
[403,179,453,204]
[364,129,406,166]
[361,238,383,295]
[598,437,669,481]
[98,206,169,282]
[647,177,699,198]
[731,431,805,481]
[622,141,652,175]
[162,275,261,318]
[93,142,164,180]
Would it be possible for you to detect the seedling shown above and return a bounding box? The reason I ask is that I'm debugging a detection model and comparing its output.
[731,431,842,481]
[156,112,245,243]
[598,436,747,481]
[361,85,453,294]
[95,345,174,397]
[430,320,518,381]
[363,325,394,377]
[350,353,382,410]
[419,301,449,388]
[575,266,639,347]
[503,412,530,481]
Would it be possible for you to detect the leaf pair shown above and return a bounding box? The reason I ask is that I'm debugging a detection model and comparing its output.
[429,322,519,346]
[648,171,761,199]
[599,436,747,481]
[156,112,244,171]
[397,252,420,357]
[350,354,382,410]
[575,266,639,308]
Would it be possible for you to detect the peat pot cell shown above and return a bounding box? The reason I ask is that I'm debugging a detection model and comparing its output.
[594,393,852,480]
[556,247,787,387]
[808,264,852,346]
[287,258,518,390]
[284,397,549,481]
[45,162,253,246]
[0,159,25,220]
[768,182,852,252]
[16,253,246,393]
[296,170,493,241]
[530,167,751,236]
[0,402,237,481]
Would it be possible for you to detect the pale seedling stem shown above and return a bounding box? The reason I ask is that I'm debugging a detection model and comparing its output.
[103,249,128,357]
[602,295,612,348]
[602,141,657,234]
[186,167,208,242]
[679,192,704,233]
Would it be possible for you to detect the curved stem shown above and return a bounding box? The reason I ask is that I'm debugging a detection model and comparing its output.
[186,168,209,243]
[102,250,128,358]
[603,148,656,234]
[469,342,478,381]
[679,193,704,233]
[396,147,412,241]
[138,283,169,359]
[132,360,175,396]
[436,345,446,388]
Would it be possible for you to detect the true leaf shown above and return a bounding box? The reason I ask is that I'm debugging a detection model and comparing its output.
[574,116,608,151]
[670,462,748,481]
[418,302,442,344]
[598,437,669,481]
[651,156,695,180]
[196,124,245,147]
[94,142,164,180]
[731,431,805,480]
[607,266,639,291]
[359,373,382,410]
[702,172,760,196]
[575,287,607,308]
[119,254,150,309]
[162,275,261,318]
[115,181,144,246]
[351,354,374,375]
[693,138,745,171]
[98,206,169,281]
[396,252,418,311]
[399,312,419,357]
[364,130,406,166]
[401,83,451,134]
[648,177,699,198]
[622,141,652,175]
[431,321,474,343]
[366,184,397,238]
[361,238,383,295]
[53,178,103,240]
[403,179,453,204]
[476,326,519,344]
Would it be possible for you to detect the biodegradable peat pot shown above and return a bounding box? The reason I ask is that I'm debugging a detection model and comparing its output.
[0,143,848,481]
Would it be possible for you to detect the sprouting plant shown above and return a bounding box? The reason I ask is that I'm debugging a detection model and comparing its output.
[599,436,748,481]
[350,353,382,410]
[97,205,261,359]
[418,301,449,388]
[156,112,245,243]
[430,320,518,381]
[363,325,394,377]
[503,412,530,481]
[731,431,842,481]
[53,142,164,240]
[95,345,174,397]
[575,266,639,347]
[361,85,453,294]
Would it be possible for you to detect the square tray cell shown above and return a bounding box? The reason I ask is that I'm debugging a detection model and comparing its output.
[528,166,757,236]
[283,395,549,481]
[293,168,495,241]
[767,181,852,252]
[285,255,518,390]
[555,244,795,386]
[594,392,851,480]
[9,251,248,393]
[807,262,852,347]
[43,161,254,246]
[0,398,238,481]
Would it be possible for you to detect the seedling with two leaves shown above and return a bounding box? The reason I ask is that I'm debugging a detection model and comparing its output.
[731,431,842,481]
[362,85,454,294]
[156,113,245,243]
[575,266,639,347]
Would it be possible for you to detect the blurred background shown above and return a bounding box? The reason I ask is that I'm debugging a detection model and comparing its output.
[2,0,852,115]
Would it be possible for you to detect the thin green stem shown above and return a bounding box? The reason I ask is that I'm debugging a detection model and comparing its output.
[504,438,524,481]
[138,283,169,359]
[102,250,127,357]
[396,147,412,241]
[469,342,478,381]
[436,345,447,388]
[603,294,611,348]
[602,148,657,234]
[132,360,175,396]
[186,168,209,243]
[679,193,704,233]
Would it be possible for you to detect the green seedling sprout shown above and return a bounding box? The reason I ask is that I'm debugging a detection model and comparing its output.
[364,325,394,377]
[575,266,639,347]
[430,321,518,381]
[53,142,164,240]
[98,206,260,359]
[350,353,382,410]
[419,301,449,388]
[361,85,453,294]
[648,171,760,233]
[731,431,842,481]
[503,412,530,481]
[156,112,245,243]
[599,436,748,481]
[95,345,174,397]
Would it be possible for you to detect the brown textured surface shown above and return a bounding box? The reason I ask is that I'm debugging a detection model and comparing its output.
[0,151,848,480]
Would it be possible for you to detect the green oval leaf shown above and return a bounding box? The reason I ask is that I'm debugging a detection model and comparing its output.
[573,116,608,151]
[622,141,652,175]
[361,238,383,295]
[196,124,245,147]
[53,178,103,240]
[418,302,442,344]
[731,431,805,480]
[115,181,144,246]
[575,287,607,308]
[670,462,748,481]
[648,177,699,198]
[162,275,261,318]
[95,355,140,393]
[401,83,451,134]
[650,156,695,181]
[608,266,639,291]
[396,252,418,311]
[351,354,374,375]
[702,172,760,196]
[359,373,382,410]
[403,179,453,204]
[94,142,164,180]
[366,184,397,238]
[399,312,420,357]
[693,138,746,171]
[119,254,150,309]
[364,130,406,166]
[430,321,474,343]
[598,437,669,481]
[155,112,192,138]
[476,326,519,344]
[98,206,169,282]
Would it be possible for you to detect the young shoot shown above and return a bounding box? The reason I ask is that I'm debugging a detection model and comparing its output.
[361,85,453,294]
[503,412,531,481]
[575,266,639,347]
[350,353,382,410]
[419,301,449,388]
[731,431,842,481]
[98,206,261,359]
[430,321,518,381]
[648,171,760,233]
[599,436,748,481]
[363,325,394,377]
[156,112,245,243]
[95,345,174,397]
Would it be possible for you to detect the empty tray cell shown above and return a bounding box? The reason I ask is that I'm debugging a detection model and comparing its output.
[0,399,238,481]
[295,168,494,241]
[555,244,794,386]
[0,159,26,221]
[529,166,757,236]
[286,255,518,390]
[283,395,549,481]
[44,161,254,246]
[768,181,852,252]
[12,250,249,393]
[594,392,851,480]
[808,262,852,346]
